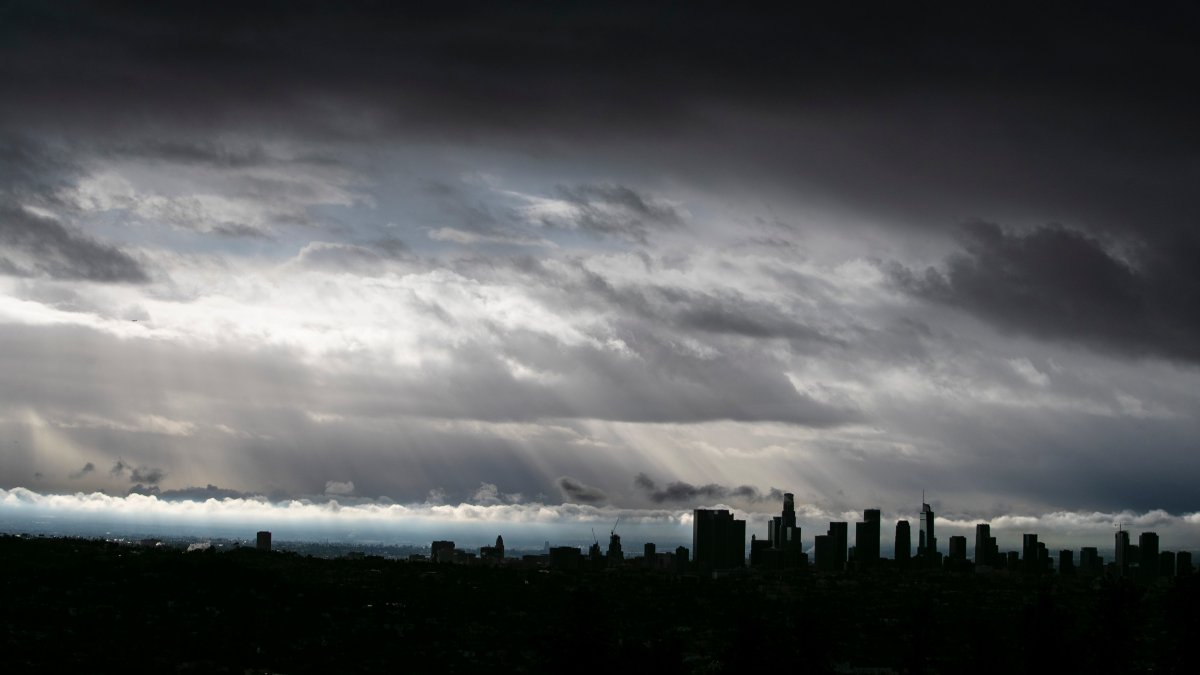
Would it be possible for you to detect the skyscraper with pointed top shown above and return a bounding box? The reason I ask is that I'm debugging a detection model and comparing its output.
[917,496,937,564]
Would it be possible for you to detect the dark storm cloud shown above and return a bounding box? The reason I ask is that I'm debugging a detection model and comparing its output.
[0,206,149,283]
[3,2,1199,522]
[858,393,1200,515]
[102,140,285,169]
[633,473,783,505]
[128,483,253,501]
[68,462,95,479]
[893,221,1200,362]
[3,3,1197,250]
[109,460,165,485]
[4,2,1195,135]
[556,477,607,504]
[633,473,656,491]
[130,466,166,485]
[0,135,81,207]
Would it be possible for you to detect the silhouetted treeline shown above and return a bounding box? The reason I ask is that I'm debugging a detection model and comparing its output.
[1,535,1196,674]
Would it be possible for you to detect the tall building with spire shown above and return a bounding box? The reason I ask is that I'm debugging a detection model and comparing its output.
[917,498,936,561]
[753,492,804,569]
[1115,528,1130,577]
[782,492,797,531]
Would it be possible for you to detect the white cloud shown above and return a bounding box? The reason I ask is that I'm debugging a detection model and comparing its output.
[323,480,355,496]
[1009,357,1050,387]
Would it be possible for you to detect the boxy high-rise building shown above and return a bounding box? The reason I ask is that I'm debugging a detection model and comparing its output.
[1022,534,1039,573]
[895,520,911,564]
[692,509,746,572]
[256,531,272,552]
[828,522,848,571]
[1059,549,1074,575]
[1177,551,1193,576]
[856,509,881,564]
[1139,532,1159,579]
[948,535,967,561]
[1080,547,1101,576]
[974,524,991,566]
[1159,550,1176,577]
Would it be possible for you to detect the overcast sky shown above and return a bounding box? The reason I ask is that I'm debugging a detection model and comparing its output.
[2,2,1199,549]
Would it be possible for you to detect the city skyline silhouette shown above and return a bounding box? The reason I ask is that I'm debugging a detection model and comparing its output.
[4,4,1200,671]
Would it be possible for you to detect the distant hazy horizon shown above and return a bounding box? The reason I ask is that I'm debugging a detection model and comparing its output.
[5,487,1198,558]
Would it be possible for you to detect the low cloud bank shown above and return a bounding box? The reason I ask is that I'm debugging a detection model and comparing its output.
[2,488,1197,552]
[0,487,692,527]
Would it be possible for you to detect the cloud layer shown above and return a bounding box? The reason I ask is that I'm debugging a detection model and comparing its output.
[3,488,1197,553]
[0,3,1198,538]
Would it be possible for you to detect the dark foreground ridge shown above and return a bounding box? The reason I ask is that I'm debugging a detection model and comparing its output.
[2,535,1198,674]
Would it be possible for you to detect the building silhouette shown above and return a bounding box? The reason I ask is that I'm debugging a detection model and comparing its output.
[588,540,603,565]
[948,535,967,561]
[855,509,880,565]
[480,535,505,563]
[1080,547,1102,576]
[549,546,582,571]
[1059,549,1074,575]
[692,509,746,572]
[974,523,999,567]
[895,520,911,565]
[1178,551,1193,576]
[1022,534,1040,573]
[432,540,455,563]
[814,534,834,572]
[828,522,848,571]
[1115,529,1130,577]
[675,545,690,574]
[771,492,798,543]
[256,531,272,552]
[1159,550,1175,578]
[606,529,624,565]
[749,535,771,568]
[1139,532,1159,580]
[917,500,938,565]
[754,493,804,569]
